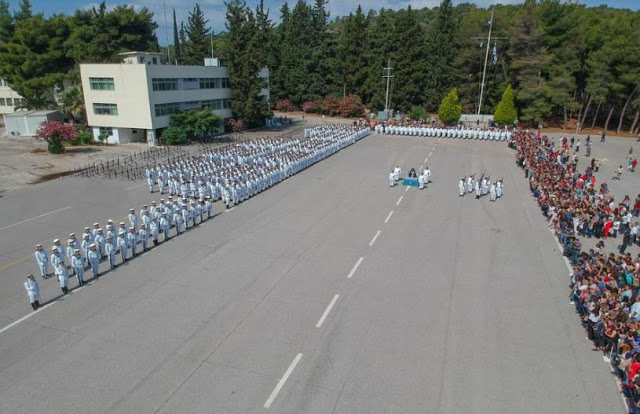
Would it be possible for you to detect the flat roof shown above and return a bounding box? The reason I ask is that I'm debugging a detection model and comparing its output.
[117,51,164,56]
[4,110,60,117]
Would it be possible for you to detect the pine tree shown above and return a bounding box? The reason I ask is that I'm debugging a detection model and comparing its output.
[0,0,13,44]
[338,6,368,98]
[223,0,266,127]
[172,9,181,64]
[493,84,517,125]
[425,0,458,109]
[14,0,32,22]
[182,3,211,66]
[438,88,462,124]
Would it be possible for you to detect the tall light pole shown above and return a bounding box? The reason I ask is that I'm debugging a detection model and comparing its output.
[383,58,394,118]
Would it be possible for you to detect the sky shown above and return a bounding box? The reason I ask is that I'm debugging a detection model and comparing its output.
[23,0,640,45]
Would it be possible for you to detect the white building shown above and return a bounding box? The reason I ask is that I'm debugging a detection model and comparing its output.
[3,110,63,136]
[80,52,269,145]
[0,79,24,115]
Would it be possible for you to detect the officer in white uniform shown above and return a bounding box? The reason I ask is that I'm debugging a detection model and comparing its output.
[71,249,85,286]
[24,274,41,310]
[459,178,465,197]
[34,244,49,279]
[55,261,69,295]
[88,243,100,278]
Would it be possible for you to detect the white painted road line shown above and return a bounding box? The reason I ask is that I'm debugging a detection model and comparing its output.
[384,210,394,224]
[316,294,339,328]
[347,257,364,279]
[396,196,404,205]
[0,300,58,335]
[264,353,303,408]
[405,186,410,192]
[424,157,429,163]
[0,205,73,231]
[369,230,381,246]
[125,183,145,190]
[428,151,433,157]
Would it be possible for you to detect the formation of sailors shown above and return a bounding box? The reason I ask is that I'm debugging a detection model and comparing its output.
[374,124,511,141]
[458,174,504,201]
[27,125,370,310]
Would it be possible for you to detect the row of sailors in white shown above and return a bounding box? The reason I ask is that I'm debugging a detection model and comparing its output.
[33,127,371,291]
[375,124,512,141]
[304,124,364,139]
[456,175,504,201]
[145,128,369,196]
[389,166,431,189]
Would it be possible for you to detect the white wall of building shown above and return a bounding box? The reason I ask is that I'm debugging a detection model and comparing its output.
[0,79,23,115]
[80,53,269,145]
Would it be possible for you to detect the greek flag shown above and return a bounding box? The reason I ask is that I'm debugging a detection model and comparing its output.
[492,43,497,65]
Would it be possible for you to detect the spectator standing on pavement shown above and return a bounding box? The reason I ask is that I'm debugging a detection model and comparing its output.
[601,131,606,142]
[24,274,41,311]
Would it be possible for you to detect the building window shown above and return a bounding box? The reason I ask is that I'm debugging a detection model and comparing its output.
[222,99,231,109]
[89,77,115,90]
[198,78,230,89]
[5,98,13,106]
[93,103,118,115]
[152,57,158,64]
[221,78,230,88]
[155,102,181,116]
[152,78,177,91]
[99,127,113,137]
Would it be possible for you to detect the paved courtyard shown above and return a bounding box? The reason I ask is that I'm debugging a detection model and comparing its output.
[0,130,632,413]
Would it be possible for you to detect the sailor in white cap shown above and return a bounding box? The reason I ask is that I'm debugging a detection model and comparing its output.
[82,227,93,244]
[95,228,106,259]
[150,217,159,246]
[92,222,101,239]
[205,196,213,219]
[88,243,100,278]
[66,239,76,271]
[117,231,128,263]
[71,248,85,286]
[81,233,91,262]
[105,237,117,269]
[24,274,41,310]
[118,221,127,234]
[160,213,170,241]
[127,227,137,257]
[52,239,65,260]
[50,246,63,269]
[459,177,465,197]
[139,223,149,251]
[54,259,69,294]
[128,208,138,231]
[34,244,49,279]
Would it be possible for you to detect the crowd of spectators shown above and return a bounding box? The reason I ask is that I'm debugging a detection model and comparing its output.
[511,130,640,412]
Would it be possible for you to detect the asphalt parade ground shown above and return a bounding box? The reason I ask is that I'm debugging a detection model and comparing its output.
[0,132,630,413]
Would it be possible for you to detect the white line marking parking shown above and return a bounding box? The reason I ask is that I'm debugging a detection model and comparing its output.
[264,353,303,408]
[347,257,364,279]
[316,294,339,328]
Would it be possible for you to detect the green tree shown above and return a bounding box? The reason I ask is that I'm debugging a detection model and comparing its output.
[162,126,187,145]
[425,0,457,108]
[223,0,267,127]
[337,6,368,98]
[390,6,427,112]
[14,0,32,22]
[65,3,158,65]
[438,88,462,124]
[0,14,73,102]
[493,84,517,125]
[409,105,429,121]
[0,0,13,44]
[182,3,211,66]
[59,86,85,124]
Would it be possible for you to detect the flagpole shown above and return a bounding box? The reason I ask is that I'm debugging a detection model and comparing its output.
[477,8,493,116]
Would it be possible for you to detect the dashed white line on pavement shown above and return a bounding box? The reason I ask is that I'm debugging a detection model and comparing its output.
[264,353,303,408]
[347,257,364,279]
[0,300,59,335]
[405,186,410,192]
[316,294,339,328]
[369,230,381,246]
[396,196,404,205]
[125,183,145,190]
[384,210,394,223]
[424,157,429,163]
[428,151,433,157]
[0,205,73,231]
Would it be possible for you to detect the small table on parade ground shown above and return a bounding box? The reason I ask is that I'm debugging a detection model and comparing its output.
[402,177,419,187]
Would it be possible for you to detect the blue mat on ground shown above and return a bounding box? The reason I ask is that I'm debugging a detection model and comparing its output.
[402,178,419,187]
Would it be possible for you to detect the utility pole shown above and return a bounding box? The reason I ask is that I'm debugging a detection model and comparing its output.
[477,8,493,116]
[383,58,394,119]
[471,9,507,116]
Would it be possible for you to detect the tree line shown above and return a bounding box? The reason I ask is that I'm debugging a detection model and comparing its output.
[0,0,638,134]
